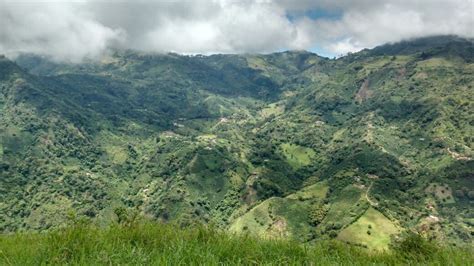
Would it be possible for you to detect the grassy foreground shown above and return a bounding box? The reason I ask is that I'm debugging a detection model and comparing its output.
[0,222,472,265]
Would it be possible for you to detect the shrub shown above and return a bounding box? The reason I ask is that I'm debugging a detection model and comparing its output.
[392,232,438,260]
[309,204,329,226]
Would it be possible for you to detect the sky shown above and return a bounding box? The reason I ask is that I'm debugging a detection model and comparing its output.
[0,0,473,62]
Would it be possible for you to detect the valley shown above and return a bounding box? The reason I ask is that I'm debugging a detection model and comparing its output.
[0,36,473,250]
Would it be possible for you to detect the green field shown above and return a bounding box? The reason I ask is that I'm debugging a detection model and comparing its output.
[229,198,276,238]
[260,103,284,118]
[338,207,400,250]
[320,185,368,230]
[286,181,329,201]
[280,143,316,169]
[230,182,329,239]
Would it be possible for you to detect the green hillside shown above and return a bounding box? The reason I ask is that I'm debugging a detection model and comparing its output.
[1,36,473,250]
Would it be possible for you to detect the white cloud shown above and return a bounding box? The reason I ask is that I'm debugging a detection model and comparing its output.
[0,1,123,62]
[139,1,299,54]
[0,0,472,61]
[281,0,474,55]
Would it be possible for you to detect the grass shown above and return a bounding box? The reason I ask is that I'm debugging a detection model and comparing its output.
[321,185,368,229]
[337,207,400,250]
[196,134,218,141]
[104,145,128,164]
[417,58,455,68]
[0,222,472,265]
[230,183,329,240]
[230,197,313,240]
[260,103,284,118]
[229,198,275,237]
[98,131,131,164]
[270,198,313,240]
[280,143,316,169]
[286,181,329,201]
[426,183,456,204]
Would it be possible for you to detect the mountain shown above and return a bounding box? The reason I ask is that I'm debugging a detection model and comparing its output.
[1,36,473,248]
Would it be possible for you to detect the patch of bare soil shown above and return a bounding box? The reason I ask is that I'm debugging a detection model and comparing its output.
[365,182,379,207]
[447,148,472,161]
[267,217,288,238]
[243,173,259,204]
[396,67,406,80]
[355,79,373,103]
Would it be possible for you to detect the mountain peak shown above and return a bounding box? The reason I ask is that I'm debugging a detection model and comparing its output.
[367,35,474,60]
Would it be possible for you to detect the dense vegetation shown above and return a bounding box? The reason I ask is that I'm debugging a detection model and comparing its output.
[1,36,473,252]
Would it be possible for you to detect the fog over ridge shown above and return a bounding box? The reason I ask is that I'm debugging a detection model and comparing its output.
[1,0,472,62]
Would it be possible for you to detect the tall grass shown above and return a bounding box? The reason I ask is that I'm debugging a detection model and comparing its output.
[0,222,472,265]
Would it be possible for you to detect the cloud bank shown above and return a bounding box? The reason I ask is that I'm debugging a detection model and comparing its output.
[1,0,473,61]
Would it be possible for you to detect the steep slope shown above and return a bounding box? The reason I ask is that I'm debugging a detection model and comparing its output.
[1,36,473,247]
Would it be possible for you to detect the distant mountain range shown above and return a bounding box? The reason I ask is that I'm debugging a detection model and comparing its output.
[1,35,472,248]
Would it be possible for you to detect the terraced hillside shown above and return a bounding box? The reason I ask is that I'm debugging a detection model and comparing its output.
[1,36,473,248]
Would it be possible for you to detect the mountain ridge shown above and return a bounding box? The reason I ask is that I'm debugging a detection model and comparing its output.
[1,35,472,248]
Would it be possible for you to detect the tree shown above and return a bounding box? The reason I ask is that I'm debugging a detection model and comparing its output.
[309,203,329,226]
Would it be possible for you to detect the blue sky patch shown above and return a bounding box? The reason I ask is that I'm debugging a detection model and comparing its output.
[286,8,343,22]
